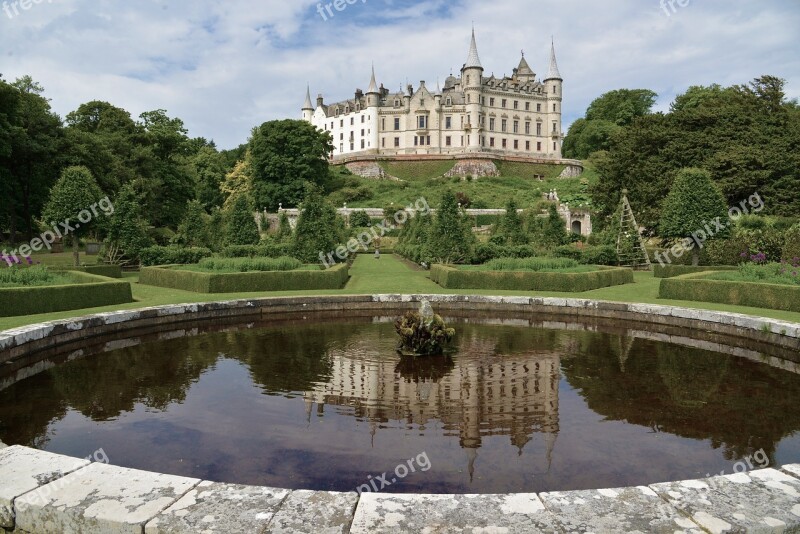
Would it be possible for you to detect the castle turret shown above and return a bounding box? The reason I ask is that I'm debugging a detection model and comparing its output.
[461,28,484,152]
[365,66,380,152]
[302,85,314,122]
[543,39,563,158]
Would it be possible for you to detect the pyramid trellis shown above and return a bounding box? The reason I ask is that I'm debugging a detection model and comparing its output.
[616,190,651,269]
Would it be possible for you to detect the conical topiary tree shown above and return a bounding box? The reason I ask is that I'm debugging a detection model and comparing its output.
[42,166,104,266]
[103,182,152,265]
[293,185,339,263]
[174,199,210,248]
[426,191,475,264]
[493,199,529,246]
[225,195,260,246]
[660,168,729,266]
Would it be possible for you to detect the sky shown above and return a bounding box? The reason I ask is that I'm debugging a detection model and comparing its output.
[1,0,799,149]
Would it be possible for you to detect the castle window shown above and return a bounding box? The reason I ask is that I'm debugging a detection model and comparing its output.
[340,133,344,140]
[489,118,495,131]
[361,115,365,123]
[514,100,519,110]
[526,141,531,150]
[350,118,354,126]
[525,122,531,134]
[345,106,350,114]
[414,136,418,146]
[417,116,428,129]
[394,118,400,130]
[446,97,452,106]
[514,140,519,149]
[461,136,464,146]
[537,123,542,136]
[502,99,507,108]
[552,122,557,133]
[501,119,507,132]
[536,103,542,112]
[382,118,385,130]
[466,75,470,84]
[460,116,464,128]
[350,142,354,150]
[554,142,557,150]
[394,137,400,147]
[490,137,495,147]
[330,122,334,129]
[361,129,364,136]
[525,102,530,111]
[335,107,340,116]
[467,94,471,103]
[513,120,519,133]
[490,97,495,107]
[502,139,507,148]
[446,136,452,146]
[382,138,385,148]
[445,116,452,129]
[427,135,431,145]
[340,143,343,152]
[361,140,365,149]
[553,85,557,93]
[553,103,557,112]
[394,99,400,107]
[537,141,542,151]
[340,119,344,127]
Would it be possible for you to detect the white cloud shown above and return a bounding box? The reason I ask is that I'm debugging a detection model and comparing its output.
[1,0,798,148]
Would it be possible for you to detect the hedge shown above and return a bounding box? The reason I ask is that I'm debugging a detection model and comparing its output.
[221,244,294,258]
[430,265,634,292]
[54,264,123,278]
[0,271,133,317]
[659,272,800,312]
[139,262,349,293]
[653,265,738,278]
[140,246,213,266]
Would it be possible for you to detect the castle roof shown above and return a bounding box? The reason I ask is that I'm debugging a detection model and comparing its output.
[545,39,562,80]
[367,65,378,94]
[465,29,482,70]
[302,85,313,110]
[517,55,534,77]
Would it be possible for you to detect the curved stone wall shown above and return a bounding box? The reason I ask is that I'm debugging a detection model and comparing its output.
[1,295,800,533]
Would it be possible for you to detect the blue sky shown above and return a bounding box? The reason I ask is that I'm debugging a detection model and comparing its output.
[1,0,798,149]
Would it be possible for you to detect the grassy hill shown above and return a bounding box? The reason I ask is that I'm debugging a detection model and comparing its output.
[327,160,596,209]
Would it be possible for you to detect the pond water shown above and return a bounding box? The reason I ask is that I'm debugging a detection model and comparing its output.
[1,312,799,494]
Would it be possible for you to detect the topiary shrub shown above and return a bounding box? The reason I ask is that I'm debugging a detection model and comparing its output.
[349,210,372,228]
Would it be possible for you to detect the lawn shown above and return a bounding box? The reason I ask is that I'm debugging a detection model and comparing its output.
[2,254,800,331]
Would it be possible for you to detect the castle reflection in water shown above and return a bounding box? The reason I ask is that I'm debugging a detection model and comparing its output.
[302,327,562,476]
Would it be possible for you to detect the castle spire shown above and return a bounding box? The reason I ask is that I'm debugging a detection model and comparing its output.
[545,38,562,80]
[302,85,313,110]
[367,64,378,94]
[465,28,482,70]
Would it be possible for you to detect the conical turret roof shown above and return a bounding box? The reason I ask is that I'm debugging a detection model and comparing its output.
[367,65,378,94]
[302,85,313,110]
[545,39,562,80]
[465,29,482,69]
[517,54,534,77]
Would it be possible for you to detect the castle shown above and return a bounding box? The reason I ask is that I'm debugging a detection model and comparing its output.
[302,30,564,161]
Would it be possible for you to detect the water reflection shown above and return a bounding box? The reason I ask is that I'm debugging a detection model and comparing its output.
[0,314,799,493]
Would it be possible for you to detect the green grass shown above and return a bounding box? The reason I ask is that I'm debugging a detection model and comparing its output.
[1,254,800,330]
[706,263,800,286]
[0,265,72,288]
[329,160,595,209]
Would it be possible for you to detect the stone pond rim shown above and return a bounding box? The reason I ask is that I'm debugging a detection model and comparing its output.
[1,294,799,532]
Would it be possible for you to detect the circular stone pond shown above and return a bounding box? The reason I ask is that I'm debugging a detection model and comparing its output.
[2,296,800,498]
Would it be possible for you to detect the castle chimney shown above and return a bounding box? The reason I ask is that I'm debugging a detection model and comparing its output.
[316,94,324,107]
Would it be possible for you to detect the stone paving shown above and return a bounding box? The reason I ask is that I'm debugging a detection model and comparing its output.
[0,445,799,533]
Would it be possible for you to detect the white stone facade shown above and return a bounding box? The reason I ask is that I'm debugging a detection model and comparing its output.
[302,31,564,160]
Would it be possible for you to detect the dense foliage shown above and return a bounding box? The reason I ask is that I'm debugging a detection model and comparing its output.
[224,195,260,246]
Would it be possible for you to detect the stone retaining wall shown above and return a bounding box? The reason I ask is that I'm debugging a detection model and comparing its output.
[2,295,800,533]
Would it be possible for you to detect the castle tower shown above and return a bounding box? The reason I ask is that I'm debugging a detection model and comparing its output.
[365,66,380,152]
[302,85,314,122]
[461,28,484,152]
[543,39,563,158]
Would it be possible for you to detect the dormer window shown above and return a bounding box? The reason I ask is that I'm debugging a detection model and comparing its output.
[335,107,340,116]
[446,97,452,106]
[345,106,350,114]
[394,99,401,107]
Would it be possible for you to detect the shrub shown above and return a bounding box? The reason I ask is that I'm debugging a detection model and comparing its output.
[104,182,151,265]
[659,272,800,312]
[431,265,633,292]
[425,191,476,264]
[173,199,210,247]
[139,246,213,266]
[349,210,372,228]
[294,185,340,263]
[0,272,133,317]
[653,265,737,278]
[492,199,529,246]
[783,223,800,263]
[539,204,570,248]
[139,262,349,293]
[553,244,618,265]
[0,265,66,287]
[196,256,301,272]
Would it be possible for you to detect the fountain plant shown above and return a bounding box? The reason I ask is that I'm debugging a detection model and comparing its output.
[395,300,455,356]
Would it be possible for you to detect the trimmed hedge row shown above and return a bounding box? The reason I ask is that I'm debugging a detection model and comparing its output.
[139,262,350,293]
[430,265,634,292]
[653,265,737,279]
[0,271,133,317]
[140,246,213,266]
[659,272,800,312]
[55,264,123,278]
